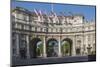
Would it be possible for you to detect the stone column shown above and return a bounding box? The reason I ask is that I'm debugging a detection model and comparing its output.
[85,35,88,55]
[43,36,47,58]
[58,36,62,57]
[80,37,83,56]
[26,35,30,59]
[82,33,86,56]
[16,34,20,57]
[81,35,84,56]
[91,34,94,52]
[72,35,76,56]
[14,12,17,22]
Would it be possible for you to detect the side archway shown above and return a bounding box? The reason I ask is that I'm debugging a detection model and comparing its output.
[30,38,43,58]
[61,38,72,56]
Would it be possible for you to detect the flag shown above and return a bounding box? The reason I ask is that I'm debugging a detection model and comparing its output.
[38,10,42,16]
[38,10,43,21]
[50,11,59,24]
[44,10,51,23]
[33,8,39,16]
[59,12,66,25]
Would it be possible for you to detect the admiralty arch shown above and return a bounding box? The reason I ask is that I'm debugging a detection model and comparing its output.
[11,7,96,59]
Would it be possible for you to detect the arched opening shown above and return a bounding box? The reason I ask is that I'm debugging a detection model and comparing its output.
[61,38,72,56]
[46,38,58,57]
[30,38,43,58]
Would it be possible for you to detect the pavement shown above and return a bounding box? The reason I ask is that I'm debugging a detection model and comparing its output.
[11,55,96,66]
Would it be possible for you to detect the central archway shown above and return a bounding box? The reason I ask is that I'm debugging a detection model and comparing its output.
[46,38,58,57]
[61,38,72,56]
[30,38,43,58]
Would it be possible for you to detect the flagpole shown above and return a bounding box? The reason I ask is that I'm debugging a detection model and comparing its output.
[51,3,54,12]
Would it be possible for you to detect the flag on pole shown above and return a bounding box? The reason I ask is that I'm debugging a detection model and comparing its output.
[38,10,42,16]
[33,8,39,16]
[38,10,43,21]
[44,10,51,23]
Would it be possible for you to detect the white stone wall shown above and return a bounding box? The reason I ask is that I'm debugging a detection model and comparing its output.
[12,8,96,58]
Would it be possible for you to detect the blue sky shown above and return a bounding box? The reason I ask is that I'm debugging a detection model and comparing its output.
[11,0,96,21]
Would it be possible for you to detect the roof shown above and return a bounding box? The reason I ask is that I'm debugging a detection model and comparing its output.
[12,7,84,19]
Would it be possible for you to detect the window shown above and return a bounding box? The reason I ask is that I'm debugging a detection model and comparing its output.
[48,28,50,32]
[53,28,56,32]
[76,48,81,55]
[13,48,16,56]
[33,16,38,21]
[19,34,26,49]
[20,34,26,40]
[83,45,86,51]
[74,20,77,22]
[35,27,37,31]
[56,28,57,32]
[17,13,23,20]
[23,15,29,22]
[31,27,35,31]
[37,27,40,32]
[17,24,22,29]
[43,28,46,32]
[23,15,27,21]
[57,28,60,32]
[40,28,43,32]
[12,33,16,39]
[62,28,66,32]
[77,40,81,46]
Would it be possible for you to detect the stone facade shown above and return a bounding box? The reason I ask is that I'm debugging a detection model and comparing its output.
[11,7,96,59]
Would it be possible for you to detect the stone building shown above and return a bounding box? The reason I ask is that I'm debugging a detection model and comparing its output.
[11,7,96,59]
